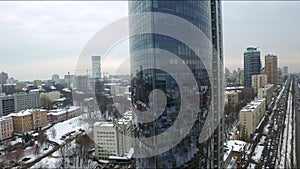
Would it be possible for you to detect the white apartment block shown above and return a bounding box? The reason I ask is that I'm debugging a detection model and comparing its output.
[14,91,40,113]
[93,111,133,160]
[239,98,266,139]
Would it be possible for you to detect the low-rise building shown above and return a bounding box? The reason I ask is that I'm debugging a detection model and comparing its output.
[0,116,13,140]
[47,106,81,123]
[11,109,48,133]
[225,140,247,168]
[11,110,33,133]
[225,91,239,108]
[40,91,61,109]
[239,98,266,140]
[31,109,48,129]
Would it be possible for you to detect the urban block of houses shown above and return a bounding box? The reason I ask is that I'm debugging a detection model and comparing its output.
[257,84,274,106]
[224,140,247,168]
[47,106,81,123]
[0,116,13,141]
[239,98,266,140]
[10,109,48,133]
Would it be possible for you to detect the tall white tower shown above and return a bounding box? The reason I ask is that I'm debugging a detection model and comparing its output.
[91,56,101,79]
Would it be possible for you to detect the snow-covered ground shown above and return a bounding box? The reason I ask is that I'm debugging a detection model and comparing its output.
[46,114,92,144]
[31,139,98,169]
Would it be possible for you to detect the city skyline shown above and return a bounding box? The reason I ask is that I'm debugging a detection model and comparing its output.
[1,1,300,80]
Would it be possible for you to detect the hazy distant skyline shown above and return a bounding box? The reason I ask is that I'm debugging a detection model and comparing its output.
[0,1,300,81]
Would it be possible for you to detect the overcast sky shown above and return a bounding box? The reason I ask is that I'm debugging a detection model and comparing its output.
[0,1,300,81]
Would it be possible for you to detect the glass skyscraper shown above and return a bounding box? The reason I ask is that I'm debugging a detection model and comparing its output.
[244,47,261,87]
[129,1,224,168]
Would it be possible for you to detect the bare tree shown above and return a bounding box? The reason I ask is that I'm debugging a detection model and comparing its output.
[11,147,24,164]
[37,133,47,148]
[50,128,57,139]
[60,145,66,168]
[33,144,41,155]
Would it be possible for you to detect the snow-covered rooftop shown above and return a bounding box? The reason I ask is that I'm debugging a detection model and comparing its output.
[94,121,114,127]
[225,140,247,153]
[240,98,265,112]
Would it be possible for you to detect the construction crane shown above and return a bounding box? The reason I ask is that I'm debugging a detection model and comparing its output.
[72,69,91,76]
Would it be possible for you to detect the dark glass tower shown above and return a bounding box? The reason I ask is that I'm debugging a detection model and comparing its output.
[129,1,224,168]
[243,47,261,87]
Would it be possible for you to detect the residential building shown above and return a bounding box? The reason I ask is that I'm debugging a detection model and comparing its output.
[225,91,239,108]
[283,66,288,76]
[129,0,224,168]
[265,54,278,86]
[244,47,261,87]
[251,74,268,93]
[11,110,33,133]
[0,116,13,140]
[236,68,244,86]
[47,106,81,123]
[278,68,283,84]
[93,111,133,160]
[223,143,237,169]
[52,74,60,84]
[14,91,40,113]
[258,84,274,106]
[239,98,266,139]
[0,95,15,116]
[40,91,61,109]
[94,121,116,160]
[11,109,48,133]
[224,140,247,168]
[31,109,48,129]
[0,72,8,85]
[74,75,89,92]
[92,56,101,79]
[2,84,17,95]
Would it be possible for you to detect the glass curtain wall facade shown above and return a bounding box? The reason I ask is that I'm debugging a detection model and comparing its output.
[244,47,261,87]
[129,1,224,168]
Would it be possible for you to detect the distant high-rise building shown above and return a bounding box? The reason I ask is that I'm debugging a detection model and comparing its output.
[64,72,74,88]
[265,54,278,86]
[52,74,60,84]
[0,71,8,85]
[91,56,101,79]
[129,0,224,168]
[283,66,288,76]
[278,68,283,84]
[244,47,261,87]
[74,75,89,92]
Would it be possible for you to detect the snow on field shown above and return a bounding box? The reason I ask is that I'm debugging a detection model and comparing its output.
[46,114,91,144]
[30,151,60,168]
